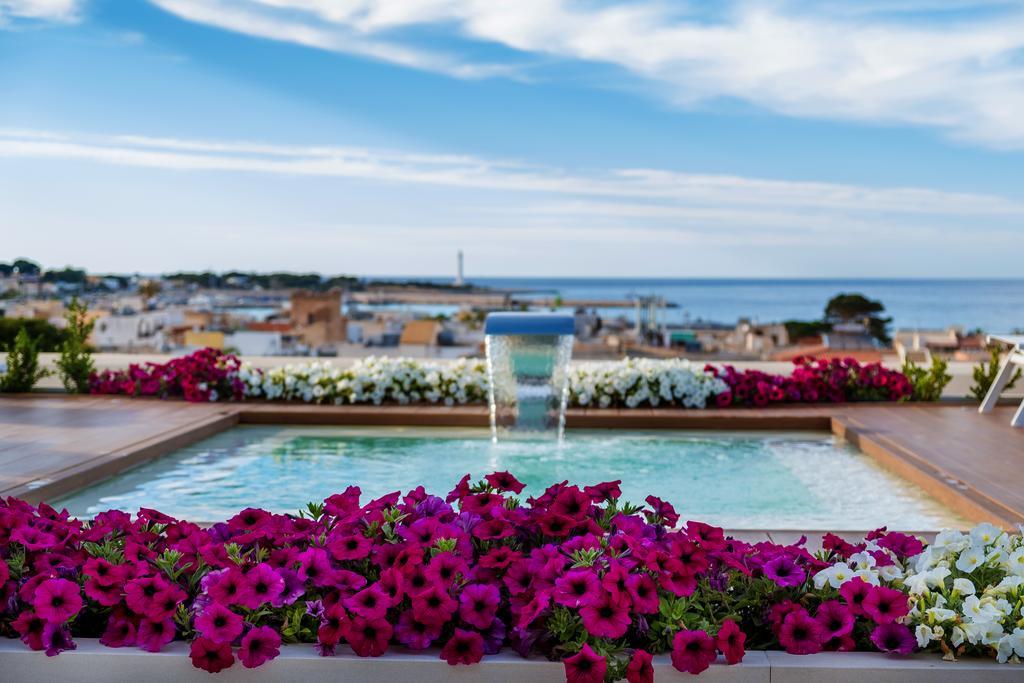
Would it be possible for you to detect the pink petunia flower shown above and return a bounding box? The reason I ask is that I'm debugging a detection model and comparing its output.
[717,619,746,665]
[459,583,500,630]
[345,615,392,657]
[33,578,83,624]
[195,602,244,644]
[190,636,235,673]
[625,648,654,683]
[579,589,631,639]
[778,610,825,655]
[440,628,484,666]
[137,617,176,653]
[564,643,606,683]
[238,626,281,668]
[671,629,716,675]
[862,585,909,624]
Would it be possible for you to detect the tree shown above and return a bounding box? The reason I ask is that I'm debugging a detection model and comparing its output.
[56,297,95,393]
[824,293,892,343]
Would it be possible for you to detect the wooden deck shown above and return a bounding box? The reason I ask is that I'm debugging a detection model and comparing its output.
[1,396,1021,528]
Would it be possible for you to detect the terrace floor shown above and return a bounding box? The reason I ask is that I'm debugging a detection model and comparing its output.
[1,395,1022,529]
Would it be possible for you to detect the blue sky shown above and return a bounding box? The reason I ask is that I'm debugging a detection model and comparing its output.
[1,0,1022,277]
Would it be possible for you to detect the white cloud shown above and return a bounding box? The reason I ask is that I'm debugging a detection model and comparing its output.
[0,128,1019,219]
[145,0,1024,148]
[0,0,81,22]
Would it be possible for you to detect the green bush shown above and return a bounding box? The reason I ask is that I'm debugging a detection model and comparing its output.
[0,327,49,393]
[0,318,67,351]
[56,297,95,393]
[969,346,1021,402]
[901,356,952,402]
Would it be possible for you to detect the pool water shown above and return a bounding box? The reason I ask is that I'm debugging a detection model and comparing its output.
[52,426,963,530]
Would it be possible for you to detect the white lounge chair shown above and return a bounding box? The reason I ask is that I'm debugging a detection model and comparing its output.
[978,334,1024,427]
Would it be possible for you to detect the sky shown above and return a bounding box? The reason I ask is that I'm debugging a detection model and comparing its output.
[0,0,1023,278]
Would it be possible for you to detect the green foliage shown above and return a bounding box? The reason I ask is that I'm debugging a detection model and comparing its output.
[0,327,49,392]
[824,292,892,343]
[901,356,952,402]
[0,258,41,276]
[969,346,1021,402]
[56,297,95,393]
[0,318,67,351]
[783,319,833,341]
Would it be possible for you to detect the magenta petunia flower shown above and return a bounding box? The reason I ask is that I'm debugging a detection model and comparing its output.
[345,615,392,657]
[762,555,807,588]
[99,617,136,648]
[146,582,187,622]
[717,619,746,665]
[671,629,716,675]
[41,622,76,657]
[124,576,167,617]
[33,578,82,624]
[539,512,575,537]
[564,643,607,683]
[195,602,244,644]
[626,573,660,614]
[344,583,391,620]
[137,617,176,653]
[190,636,235,673]
[328,532,372,561]
[862,585,910,624]
[625,648,654,683]
[317,602,349,648]
[583,480,622,503]
[411,584,457,625]
[395,610,441,650]
[440,628,484,666]
[579,589,631,639]
[485,471,526,494]
[778,610,825,655]
[815,600,855,639]
[238,625,281,668]
[838,577,872,615]
[12,611,46,651]
[554,569,601,608]
[207,568,247,606]
[425,552,469,586]
[237,563,285,610]
[297,547,334,587]
[459,583,501,630]
[870,622,916,655]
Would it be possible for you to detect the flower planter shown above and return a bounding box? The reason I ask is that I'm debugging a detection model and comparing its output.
[0,641,1016,683]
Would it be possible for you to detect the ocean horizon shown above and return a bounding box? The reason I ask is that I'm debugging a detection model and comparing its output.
[368,277,1024,332]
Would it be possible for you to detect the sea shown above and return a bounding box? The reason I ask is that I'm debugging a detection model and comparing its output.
[370,278,1024,333]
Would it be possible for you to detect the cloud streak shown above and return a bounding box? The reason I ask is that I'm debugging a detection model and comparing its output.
[1,128,1020,220]
[145,0,1024,149]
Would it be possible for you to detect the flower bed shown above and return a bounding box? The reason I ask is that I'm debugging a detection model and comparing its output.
[2,475,1021,680]
[89,349,914,408]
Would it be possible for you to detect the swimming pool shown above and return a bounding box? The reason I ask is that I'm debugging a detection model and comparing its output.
[52,426,962,530]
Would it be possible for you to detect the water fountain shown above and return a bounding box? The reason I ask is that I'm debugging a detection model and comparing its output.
[484,312,575,441]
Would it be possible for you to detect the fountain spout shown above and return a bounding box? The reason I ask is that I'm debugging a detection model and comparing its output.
[484,312,575,441]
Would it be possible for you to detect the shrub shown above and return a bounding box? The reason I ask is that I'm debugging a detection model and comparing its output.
[55,297,95,394]
[900,357,952,402]
[89,347,244,402]
[0,327,49,392]
[969,346,1021,402]
[0,317,67,351]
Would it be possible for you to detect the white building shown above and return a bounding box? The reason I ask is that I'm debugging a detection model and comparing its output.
[224,330,283,356]
[91,309,185,351]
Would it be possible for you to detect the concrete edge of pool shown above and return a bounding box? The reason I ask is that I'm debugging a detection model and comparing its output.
[0,639,1019,683]
[2,395,1023,529]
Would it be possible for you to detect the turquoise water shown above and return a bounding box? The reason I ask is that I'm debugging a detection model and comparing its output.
[52,427,961,530]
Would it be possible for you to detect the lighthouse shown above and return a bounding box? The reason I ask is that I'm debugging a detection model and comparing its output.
[455,249,464,286]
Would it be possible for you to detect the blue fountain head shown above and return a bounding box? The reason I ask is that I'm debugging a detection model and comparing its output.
[484,312,575,441]
[484,312,575,336]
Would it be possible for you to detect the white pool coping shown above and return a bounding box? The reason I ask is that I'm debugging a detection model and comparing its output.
[0,639,1017,682]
